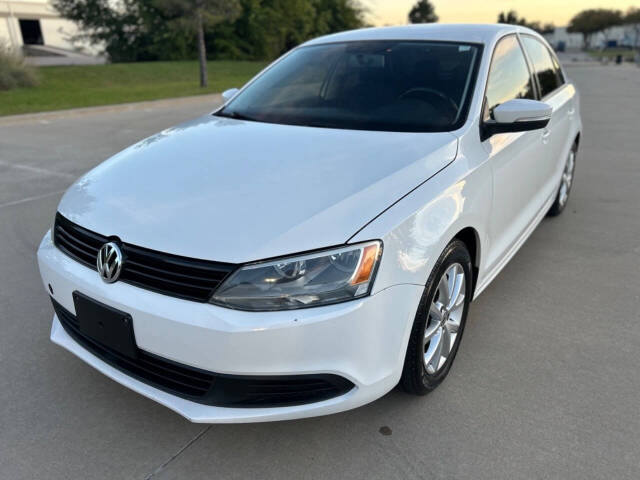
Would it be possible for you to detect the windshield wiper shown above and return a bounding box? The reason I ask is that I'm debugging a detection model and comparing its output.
[216,109,259,122]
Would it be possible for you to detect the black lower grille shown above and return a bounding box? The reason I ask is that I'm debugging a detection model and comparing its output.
[52,298,354,407]
[53,213,236,302]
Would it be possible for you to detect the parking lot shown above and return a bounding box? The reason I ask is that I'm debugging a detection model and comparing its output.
[1,64,639,479]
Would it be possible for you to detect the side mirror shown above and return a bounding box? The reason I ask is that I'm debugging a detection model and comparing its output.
[481,99,552,141]
[222,88,239,101]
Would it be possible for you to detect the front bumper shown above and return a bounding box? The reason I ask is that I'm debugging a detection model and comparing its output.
[38,232,423,422]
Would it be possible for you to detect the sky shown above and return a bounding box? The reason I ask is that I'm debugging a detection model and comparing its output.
[363,0,639,27]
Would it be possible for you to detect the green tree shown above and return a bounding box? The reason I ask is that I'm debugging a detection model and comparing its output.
[497,10,519,25]
[312,0,366,36]
[209,0,365,60]
[55,0,366,63]
[155,0,240,87]
[540,23,556,35]
[497,10,554,35]
[567,9,624,50]
[408,0,438,24]
[53,0,188,62]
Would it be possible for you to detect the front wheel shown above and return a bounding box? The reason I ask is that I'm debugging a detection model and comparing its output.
[548,142,577,216]
[400,239,473,395]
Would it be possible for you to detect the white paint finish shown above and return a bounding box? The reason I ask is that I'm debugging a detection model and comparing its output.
[492,99,552,123]
[303,23,519,47]
[38,24,583,421]
[50,316,391,423]
[40,233,423,422]
[483,126,547,271]
[542,84,580,195]
[473,184,557,298]
[58,116,457,263]
[484,83,580,273]
[352,152,493,293]
[38,233,422,383]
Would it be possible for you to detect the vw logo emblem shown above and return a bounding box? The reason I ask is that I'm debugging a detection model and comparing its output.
[96,242,123,283]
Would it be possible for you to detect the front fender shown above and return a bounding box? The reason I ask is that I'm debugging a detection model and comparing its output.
[350,155,492,296]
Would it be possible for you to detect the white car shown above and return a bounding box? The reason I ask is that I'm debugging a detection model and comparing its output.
[38,24,581,423]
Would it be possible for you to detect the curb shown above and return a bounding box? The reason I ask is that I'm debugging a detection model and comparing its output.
[0,93,223,126]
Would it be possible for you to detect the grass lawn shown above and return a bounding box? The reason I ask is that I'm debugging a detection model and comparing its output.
[0,60,268,116]
[588,48,636,62]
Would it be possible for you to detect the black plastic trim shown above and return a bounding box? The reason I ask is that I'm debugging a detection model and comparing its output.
[480,118,550,141]
[53,213,236,302]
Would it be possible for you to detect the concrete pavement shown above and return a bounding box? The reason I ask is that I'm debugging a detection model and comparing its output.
[0,64,639,479]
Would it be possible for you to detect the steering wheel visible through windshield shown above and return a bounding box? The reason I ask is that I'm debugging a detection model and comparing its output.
[217,40,481,132]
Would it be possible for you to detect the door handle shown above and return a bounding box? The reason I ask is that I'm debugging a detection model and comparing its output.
[567,108,575,117]
[542,129,551,143]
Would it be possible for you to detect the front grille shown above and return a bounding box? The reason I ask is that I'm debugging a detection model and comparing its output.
[52,298,355,407]
[53,213,236,302]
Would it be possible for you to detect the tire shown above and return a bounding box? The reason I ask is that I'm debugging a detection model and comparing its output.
[400,239,473,395]
[548,142,578,217]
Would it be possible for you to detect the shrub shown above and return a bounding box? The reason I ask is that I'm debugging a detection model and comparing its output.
[0,44,38,90]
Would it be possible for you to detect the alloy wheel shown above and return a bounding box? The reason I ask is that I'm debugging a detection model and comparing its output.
[558,149,576,208]
[423,263,466,375]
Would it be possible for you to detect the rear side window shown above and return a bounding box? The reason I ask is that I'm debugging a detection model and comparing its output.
[484,35,535,122]
[521,36,564,98]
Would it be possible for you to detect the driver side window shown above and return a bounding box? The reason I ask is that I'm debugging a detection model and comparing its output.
[484,35,535,122]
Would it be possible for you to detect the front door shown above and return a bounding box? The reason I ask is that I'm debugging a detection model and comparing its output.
[481,34,546,271]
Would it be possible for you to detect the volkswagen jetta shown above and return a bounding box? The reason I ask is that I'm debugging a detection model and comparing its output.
[37,24,581,422]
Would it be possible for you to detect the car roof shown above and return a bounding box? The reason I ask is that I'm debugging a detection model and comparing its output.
[302,23,539,47]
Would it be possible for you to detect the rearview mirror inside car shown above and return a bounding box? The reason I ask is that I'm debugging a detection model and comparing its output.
[481,99,552,141]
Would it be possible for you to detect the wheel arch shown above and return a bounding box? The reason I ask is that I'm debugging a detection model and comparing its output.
[451,226,481,298]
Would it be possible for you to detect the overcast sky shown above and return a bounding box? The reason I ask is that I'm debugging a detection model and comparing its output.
[363,0,638,27]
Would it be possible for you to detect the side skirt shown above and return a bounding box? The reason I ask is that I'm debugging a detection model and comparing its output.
[473,190,556,300]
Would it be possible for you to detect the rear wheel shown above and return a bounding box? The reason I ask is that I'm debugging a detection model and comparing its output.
[400,239,472,395]
[548,142,577,216]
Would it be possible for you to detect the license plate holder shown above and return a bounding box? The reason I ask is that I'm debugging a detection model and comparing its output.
[73,291,137,359]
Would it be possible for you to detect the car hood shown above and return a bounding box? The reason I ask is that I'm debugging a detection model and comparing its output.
[58,115,457,263]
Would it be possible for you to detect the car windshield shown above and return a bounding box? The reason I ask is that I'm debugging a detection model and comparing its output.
[217,41,481,132]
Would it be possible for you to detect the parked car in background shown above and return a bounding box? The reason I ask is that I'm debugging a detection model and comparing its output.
[38,24,581,422]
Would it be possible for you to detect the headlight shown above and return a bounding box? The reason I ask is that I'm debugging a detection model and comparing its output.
[210,241,382,311]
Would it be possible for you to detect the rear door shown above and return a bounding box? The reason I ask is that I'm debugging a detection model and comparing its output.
[520,34,576,202]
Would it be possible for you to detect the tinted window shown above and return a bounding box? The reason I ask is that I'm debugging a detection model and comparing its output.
[522,36,563,97]
[550,51,565,85]
[484,35,534,122]
[218,41,481,132]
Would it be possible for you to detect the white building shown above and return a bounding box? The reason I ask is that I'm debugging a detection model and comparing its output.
[0,0,103,63]
[545,25,640,50]
[543,27,583,50]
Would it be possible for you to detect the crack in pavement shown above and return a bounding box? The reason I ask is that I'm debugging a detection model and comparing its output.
[144,425,212,479]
